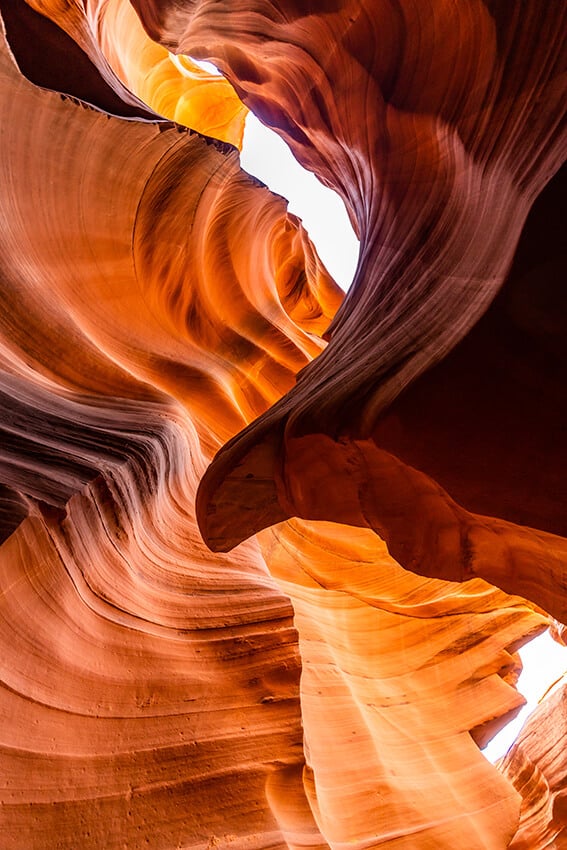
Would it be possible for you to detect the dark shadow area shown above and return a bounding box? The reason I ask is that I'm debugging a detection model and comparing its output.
[0,0,158,119]
[0,483,29,545]
[374,166,566,536]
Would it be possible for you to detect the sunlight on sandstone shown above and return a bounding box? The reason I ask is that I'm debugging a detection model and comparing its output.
[186,57,566,771]
[184,56,359,291]
[169,54,218,79]
[240,113,359,292]
[484,629,567,762]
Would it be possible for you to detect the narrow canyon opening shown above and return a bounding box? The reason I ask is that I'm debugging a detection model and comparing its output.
[240,111,359,293]
[185,56,360,292]
[185,55,567,766]
[0,4,566,846]
[485,630,567,762]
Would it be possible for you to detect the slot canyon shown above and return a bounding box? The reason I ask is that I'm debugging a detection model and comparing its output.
[0,1,565,847]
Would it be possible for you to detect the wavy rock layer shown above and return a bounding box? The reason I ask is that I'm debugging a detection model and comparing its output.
[155,0,567,623]
[499,680,567,848]
[0,2,565,849]
[0,16,326,847]
[2,0,247,142]
[259,520,546,848]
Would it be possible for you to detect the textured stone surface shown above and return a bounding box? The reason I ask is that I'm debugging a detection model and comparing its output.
[499,680,567,848]
[178,0,567,621]
[0,2,565,848]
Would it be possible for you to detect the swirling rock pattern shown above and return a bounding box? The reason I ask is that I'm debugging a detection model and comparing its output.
[0,1,565,848]
[158,0,567,621]
[499,679,567,848]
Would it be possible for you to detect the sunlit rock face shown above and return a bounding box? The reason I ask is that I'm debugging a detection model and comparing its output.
[0,1,565,849]
[499,680,567,848]
[145,0,567,621]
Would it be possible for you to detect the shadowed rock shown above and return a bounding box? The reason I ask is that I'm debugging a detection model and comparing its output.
[0,1,565,848]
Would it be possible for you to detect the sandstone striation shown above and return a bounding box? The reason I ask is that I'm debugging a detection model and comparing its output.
[0,1,565,848]
[164,0,567,620]
[499,679,567,848]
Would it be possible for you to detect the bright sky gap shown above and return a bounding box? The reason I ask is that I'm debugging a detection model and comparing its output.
[186,55,567,764]
[240,112,359,291]
[484,629,566,762]
[183,55,359,290]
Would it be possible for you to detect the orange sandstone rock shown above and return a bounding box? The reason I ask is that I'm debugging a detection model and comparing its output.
[170,0,567,623]
[499,680,567,848]
[0,1,565,849]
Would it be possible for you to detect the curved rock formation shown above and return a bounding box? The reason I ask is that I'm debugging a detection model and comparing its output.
[0,13,324,845]
[499,678,567,848]
[259,519,546,848]
[162,0,567,621]
[0,1,565,848]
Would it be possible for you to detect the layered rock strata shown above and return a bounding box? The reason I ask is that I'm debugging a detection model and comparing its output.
[154,0,567,622]
[0,1,565,848]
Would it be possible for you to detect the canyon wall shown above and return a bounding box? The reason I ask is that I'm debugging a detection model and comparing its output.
[0,1,565,847]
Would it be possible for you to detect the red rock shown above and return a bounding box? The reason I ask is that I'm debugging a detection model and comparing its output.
[0,1,565,847]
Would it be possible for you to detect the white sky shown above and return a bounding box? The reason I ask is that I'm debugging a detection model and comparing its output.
[241,113,359,290]
[189,56,567,766]
[484,629,566,762]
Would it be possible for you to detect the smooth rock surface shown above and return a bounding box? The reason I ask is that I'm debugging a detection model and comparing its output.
[0,2,565,848]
